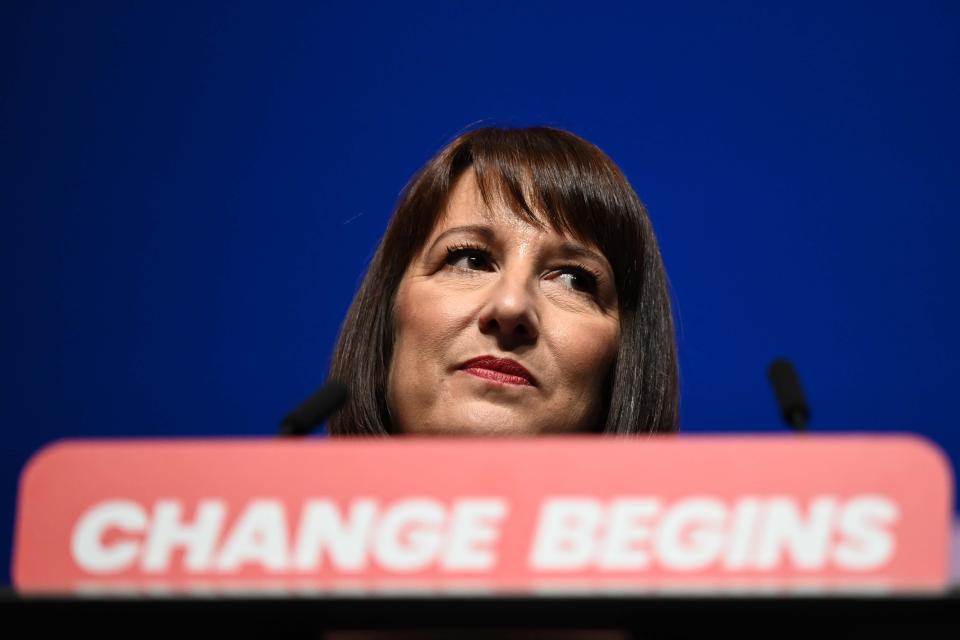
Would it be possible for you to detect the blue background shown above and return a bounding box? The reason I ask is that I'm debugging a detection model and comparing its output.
[2,1,958,584]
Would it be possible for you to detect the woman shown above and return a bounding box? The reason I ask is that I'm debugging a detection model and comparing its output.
[328,126,678,436]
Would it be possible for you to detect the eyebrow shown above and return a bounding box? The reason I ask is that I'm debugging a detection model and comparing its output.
[425,225,495,255]
[426,224,611,271]
[556,241,609,268]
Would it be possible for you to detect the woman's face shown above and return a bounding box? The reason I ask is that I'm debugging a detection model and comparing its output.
[388,170,620,436]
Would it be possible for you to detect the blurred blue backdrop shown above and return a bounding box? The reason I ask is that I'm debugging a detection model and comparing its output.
[2,1,958,583]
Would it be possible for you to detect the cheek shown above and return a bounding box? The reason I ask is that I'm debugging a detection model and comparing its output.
[551,316,620,386]
[389,278,478,413]
[393,280,473,358]
[389,278,480,433]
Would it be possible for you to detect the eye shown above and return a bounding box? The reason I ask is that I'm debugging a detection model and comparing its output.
[546,266,600,295]
[445,245,493,272]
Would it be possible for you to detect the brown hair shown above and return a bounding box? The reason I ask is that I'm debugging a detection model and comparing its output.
[328,126,678,435]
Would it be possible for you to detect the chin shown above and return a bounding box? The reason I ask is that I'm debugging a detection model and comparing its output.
[453,422,535,437]
[414,406,542,437]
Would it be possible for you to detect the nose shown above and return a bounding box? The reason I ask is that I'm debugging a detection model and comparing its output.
[477,269,540,347]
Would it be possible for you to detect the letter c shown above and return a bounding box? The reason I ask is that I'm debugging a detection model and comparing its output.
[71,500,147,574]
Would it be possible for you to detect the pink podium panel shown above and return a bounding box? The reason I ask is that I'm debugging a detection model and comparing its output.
[13,435,953,594]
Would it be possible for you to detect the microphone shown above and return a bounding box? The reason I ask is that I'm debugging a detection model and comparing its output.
[767,358,810,432]
[278,379,349,437]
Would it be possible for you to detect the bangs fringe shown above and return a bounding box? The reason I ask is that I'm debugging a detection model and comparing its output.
[452,127,647,309]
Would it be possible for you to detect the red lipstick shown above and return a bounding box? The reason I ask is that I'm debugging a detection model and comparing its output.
[459,356,537,387]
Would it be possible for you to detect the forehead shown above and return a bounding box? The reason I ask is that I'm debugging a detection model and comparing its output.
[441,170,528,231]
[433,169,584,247]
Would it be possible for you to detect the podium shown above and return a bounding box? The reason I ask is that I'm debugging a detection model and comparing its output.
[7,435,957,637]
[3,592,958,638]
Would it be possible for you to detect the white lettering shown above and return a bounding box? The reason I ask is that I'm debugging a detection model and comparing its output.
[528,498,602,570]
[655,497,726,571]
[68,493,899,581]
[216,500,289,572]
[723,497,761,569]
[833,496,898,570]
[597,498,660,570]
[71,500,147,573]
[292,499,377,572]
[374,498,445,572]
[754,497,836,570]
[141,500,225,572]
[441,498,508,571]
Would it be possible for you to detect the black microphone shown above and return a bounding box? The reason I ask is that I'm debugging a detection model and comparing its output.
[767,358,810,432]
[278,379,349,437]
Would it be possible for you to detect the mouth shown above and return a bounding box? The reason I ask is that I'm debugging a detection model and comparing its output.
[458,355,537,387]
